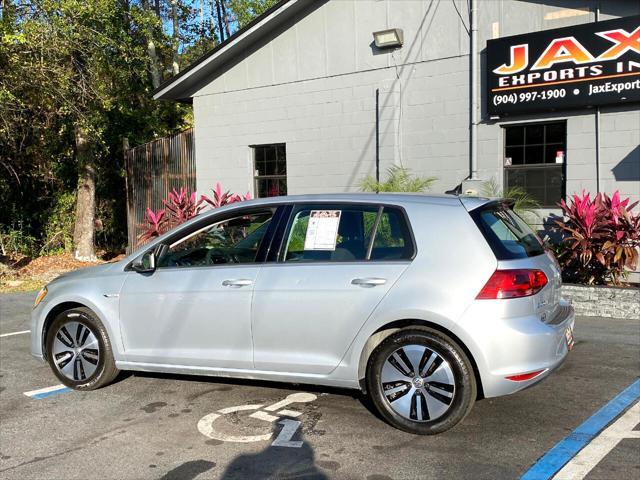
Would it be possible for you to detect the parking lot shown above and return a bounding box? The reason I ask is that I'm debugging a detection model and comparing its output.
[1,291,638,480]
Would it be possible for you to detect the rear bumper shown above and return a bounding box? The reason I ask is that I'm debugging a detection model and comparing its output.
[460,300,575,398]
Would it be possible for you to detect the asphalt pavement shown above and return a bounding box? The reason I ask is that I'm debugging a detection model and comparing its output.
[1,291,638,480]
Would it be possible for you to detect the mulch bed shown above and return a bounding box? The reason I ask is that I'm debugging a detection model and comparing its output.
[0,252,125,292]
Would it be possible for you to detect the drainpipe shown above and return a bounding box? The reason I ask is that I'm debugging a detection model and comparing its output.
[470,0,479,179]
[595,3,601,193]
[375,88,380,193]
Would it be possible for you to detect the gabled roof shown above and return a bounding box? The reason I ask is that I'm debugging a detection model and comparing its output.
[153,0,311,103]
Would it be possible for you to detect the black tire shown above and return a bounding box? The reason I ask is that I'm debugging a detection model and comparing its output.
[366,328,476,435]
[45,307,119,390]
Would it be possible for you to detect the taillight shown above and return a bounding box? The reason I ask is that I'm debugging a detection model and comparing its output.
[476,269,548,299]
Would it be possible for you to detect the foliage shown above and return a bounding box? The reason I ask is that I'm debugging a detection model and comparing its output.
[0,0,275,258]
[554,191,640,285]
[163,187,206,227]
[0,228,38,257]
[202,182,251,208]
[139,184,251,244]
[481,178,541,221]
[41,192,76,255]
[360,166,436,193]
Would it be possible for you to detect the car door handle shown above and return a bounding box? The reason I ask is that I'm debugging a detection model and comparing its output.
[351,277,387,287]
[222,279,254,288]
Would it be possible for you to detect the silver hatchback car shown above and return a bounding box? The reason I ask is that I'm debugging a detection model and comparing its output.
[31,194,574,434]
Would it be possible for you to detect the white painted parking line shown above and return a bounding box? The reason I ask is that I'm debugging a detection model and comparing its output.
[0,330,30,338]
[552,401,640,480]
[24,384,72,399]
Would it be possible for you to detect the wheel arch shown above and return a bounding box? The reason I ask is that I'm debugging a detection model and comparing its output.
[42,302,97,361]
[357,319,484,400]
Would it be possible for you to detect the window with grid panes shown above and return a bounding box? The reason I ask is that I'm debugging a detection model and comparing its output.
[253,144,287,198]
[503,122,566,207]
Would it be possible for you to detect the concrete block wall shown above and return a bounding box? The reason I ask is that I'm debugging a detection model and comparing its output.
[192,0,639,205]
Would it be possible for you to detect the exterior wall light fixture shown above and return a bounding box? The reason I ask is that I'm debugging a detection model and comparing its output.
[373,28,404,49]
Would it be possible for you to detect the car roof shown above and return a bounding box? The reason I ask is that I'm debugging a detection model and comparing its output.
[222,193,463,208]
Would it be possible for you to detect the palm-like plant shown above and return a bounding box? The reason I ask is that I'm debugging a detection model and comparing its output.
[360,166,436,193]
[481,178,541,220]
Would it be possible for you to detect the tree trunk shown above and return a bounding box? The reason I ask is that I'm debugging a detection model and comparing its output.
[214,0,225,43]
[142,0,162,89]
[171,0,180,75]
[220,0,231,40]
[73,126,97,262]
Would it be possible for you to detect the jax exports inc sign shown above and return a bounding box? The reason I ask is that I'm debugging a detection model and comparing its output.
[487,15,640,116]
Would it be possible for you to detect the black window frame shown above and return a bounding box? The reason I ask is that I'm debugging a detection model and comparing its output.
[126,205,285,271]
[252,143,287,198]
[502,121,567,208]
[272,202,417,264]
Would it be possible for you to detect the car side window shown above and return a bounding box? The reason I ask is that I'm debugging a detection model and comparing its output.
[282,204,413,262]
[157,211,274,268]
[369,209,413,260]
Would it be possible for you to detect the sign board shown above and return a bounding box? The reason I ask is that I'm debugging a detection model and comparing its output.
[304,210,341,251]
[487,15,640,116]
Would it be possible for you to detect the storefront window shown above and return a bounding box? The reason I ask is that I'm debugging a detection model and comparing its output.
[253,144,287,198]
[503,122,566,207]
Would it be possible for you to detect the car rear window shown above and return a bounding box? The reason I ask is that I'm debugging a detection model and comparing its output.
[472,205,545,259]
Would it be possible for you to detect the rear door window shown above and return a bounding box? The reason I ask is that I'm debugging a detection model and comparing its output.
[473,206,545,259]
[281,204,414,262]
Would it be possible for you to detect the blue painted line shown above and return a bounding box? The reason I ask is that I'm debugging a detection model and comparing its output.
[29,387,72,399]
[520,378,640,480]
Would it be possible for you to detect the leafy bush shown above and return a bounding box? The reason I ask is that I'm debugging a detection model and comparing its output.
[138,184,251,245]
[361,166,436,193]
[41,192,76,255]
[554,191,639,285]
[0,228,37,257]
[202,183,251,208]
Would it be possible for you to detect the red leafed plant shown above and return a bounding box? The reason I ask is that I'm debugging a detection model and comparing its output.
[554,191,640,285]
[162,187,206,227]
[138,184,251,246]
[138,208,167,243]
[202,182,251,209]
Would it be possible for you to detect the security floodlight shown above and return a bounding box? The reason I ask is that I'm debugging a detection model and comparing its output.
[373,28,404,49]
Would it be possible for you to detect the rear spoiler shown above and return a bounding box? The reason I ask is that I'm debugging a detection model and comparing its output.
[459,197,515,212]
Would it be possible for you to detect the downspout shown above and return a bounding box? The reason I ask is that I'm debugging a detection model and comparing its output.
[595,2,601,193]
[470,0,479,179]
[375,88,380,193]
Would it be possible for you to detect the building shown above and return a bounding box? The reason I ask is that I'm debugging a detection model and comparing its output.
[154,0,640,230]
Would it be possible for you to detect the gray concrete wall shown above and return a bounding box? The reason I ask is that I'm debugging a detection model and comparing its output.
[191,0,640,208]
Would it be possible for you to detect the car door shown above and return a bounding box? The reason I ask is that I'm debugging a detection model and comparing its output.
[251,203,415,375]
[119,207,278,369]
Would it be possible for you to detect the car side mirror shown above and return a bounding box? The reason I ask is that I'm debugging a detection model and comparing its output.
[131,250,156,273]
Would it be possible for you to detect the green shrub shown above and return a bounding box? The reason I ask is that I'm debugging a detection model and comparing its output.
[41,192,76,255]
[361,166,436,193]
[0,228,37,257]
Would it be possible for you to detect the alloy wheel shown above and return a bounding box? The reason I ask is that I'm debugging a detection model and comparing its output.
[51,321,100,381]
[380,344,456,422]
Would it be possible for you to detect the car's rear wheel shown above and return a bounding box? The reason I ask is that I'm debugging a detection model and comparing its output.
[366,328,476,434]
[45,307,119,390]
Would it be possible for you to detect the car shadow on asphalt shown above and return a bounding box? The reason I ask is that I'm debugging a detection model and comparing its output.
[127,370,389,424]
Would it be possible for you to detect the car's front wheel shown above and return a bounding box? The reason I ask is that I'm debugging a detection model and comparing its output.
[366,328,476,434]
[45,307,119,390]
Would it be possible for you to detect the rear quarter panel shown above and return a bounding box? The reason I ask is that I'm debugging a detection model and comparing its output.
[332,200,498,382]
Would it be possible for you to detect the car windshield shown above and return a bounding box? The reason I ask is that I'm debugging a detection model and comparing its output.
[476,206,545,259]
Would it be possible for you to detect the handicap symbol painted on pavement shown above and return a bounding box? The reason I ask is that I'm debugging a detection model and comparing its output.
[197,392,318,448]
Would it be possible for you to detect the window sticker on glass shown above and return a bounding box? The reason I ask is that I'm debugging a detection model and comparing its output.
[304,210,342,251]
